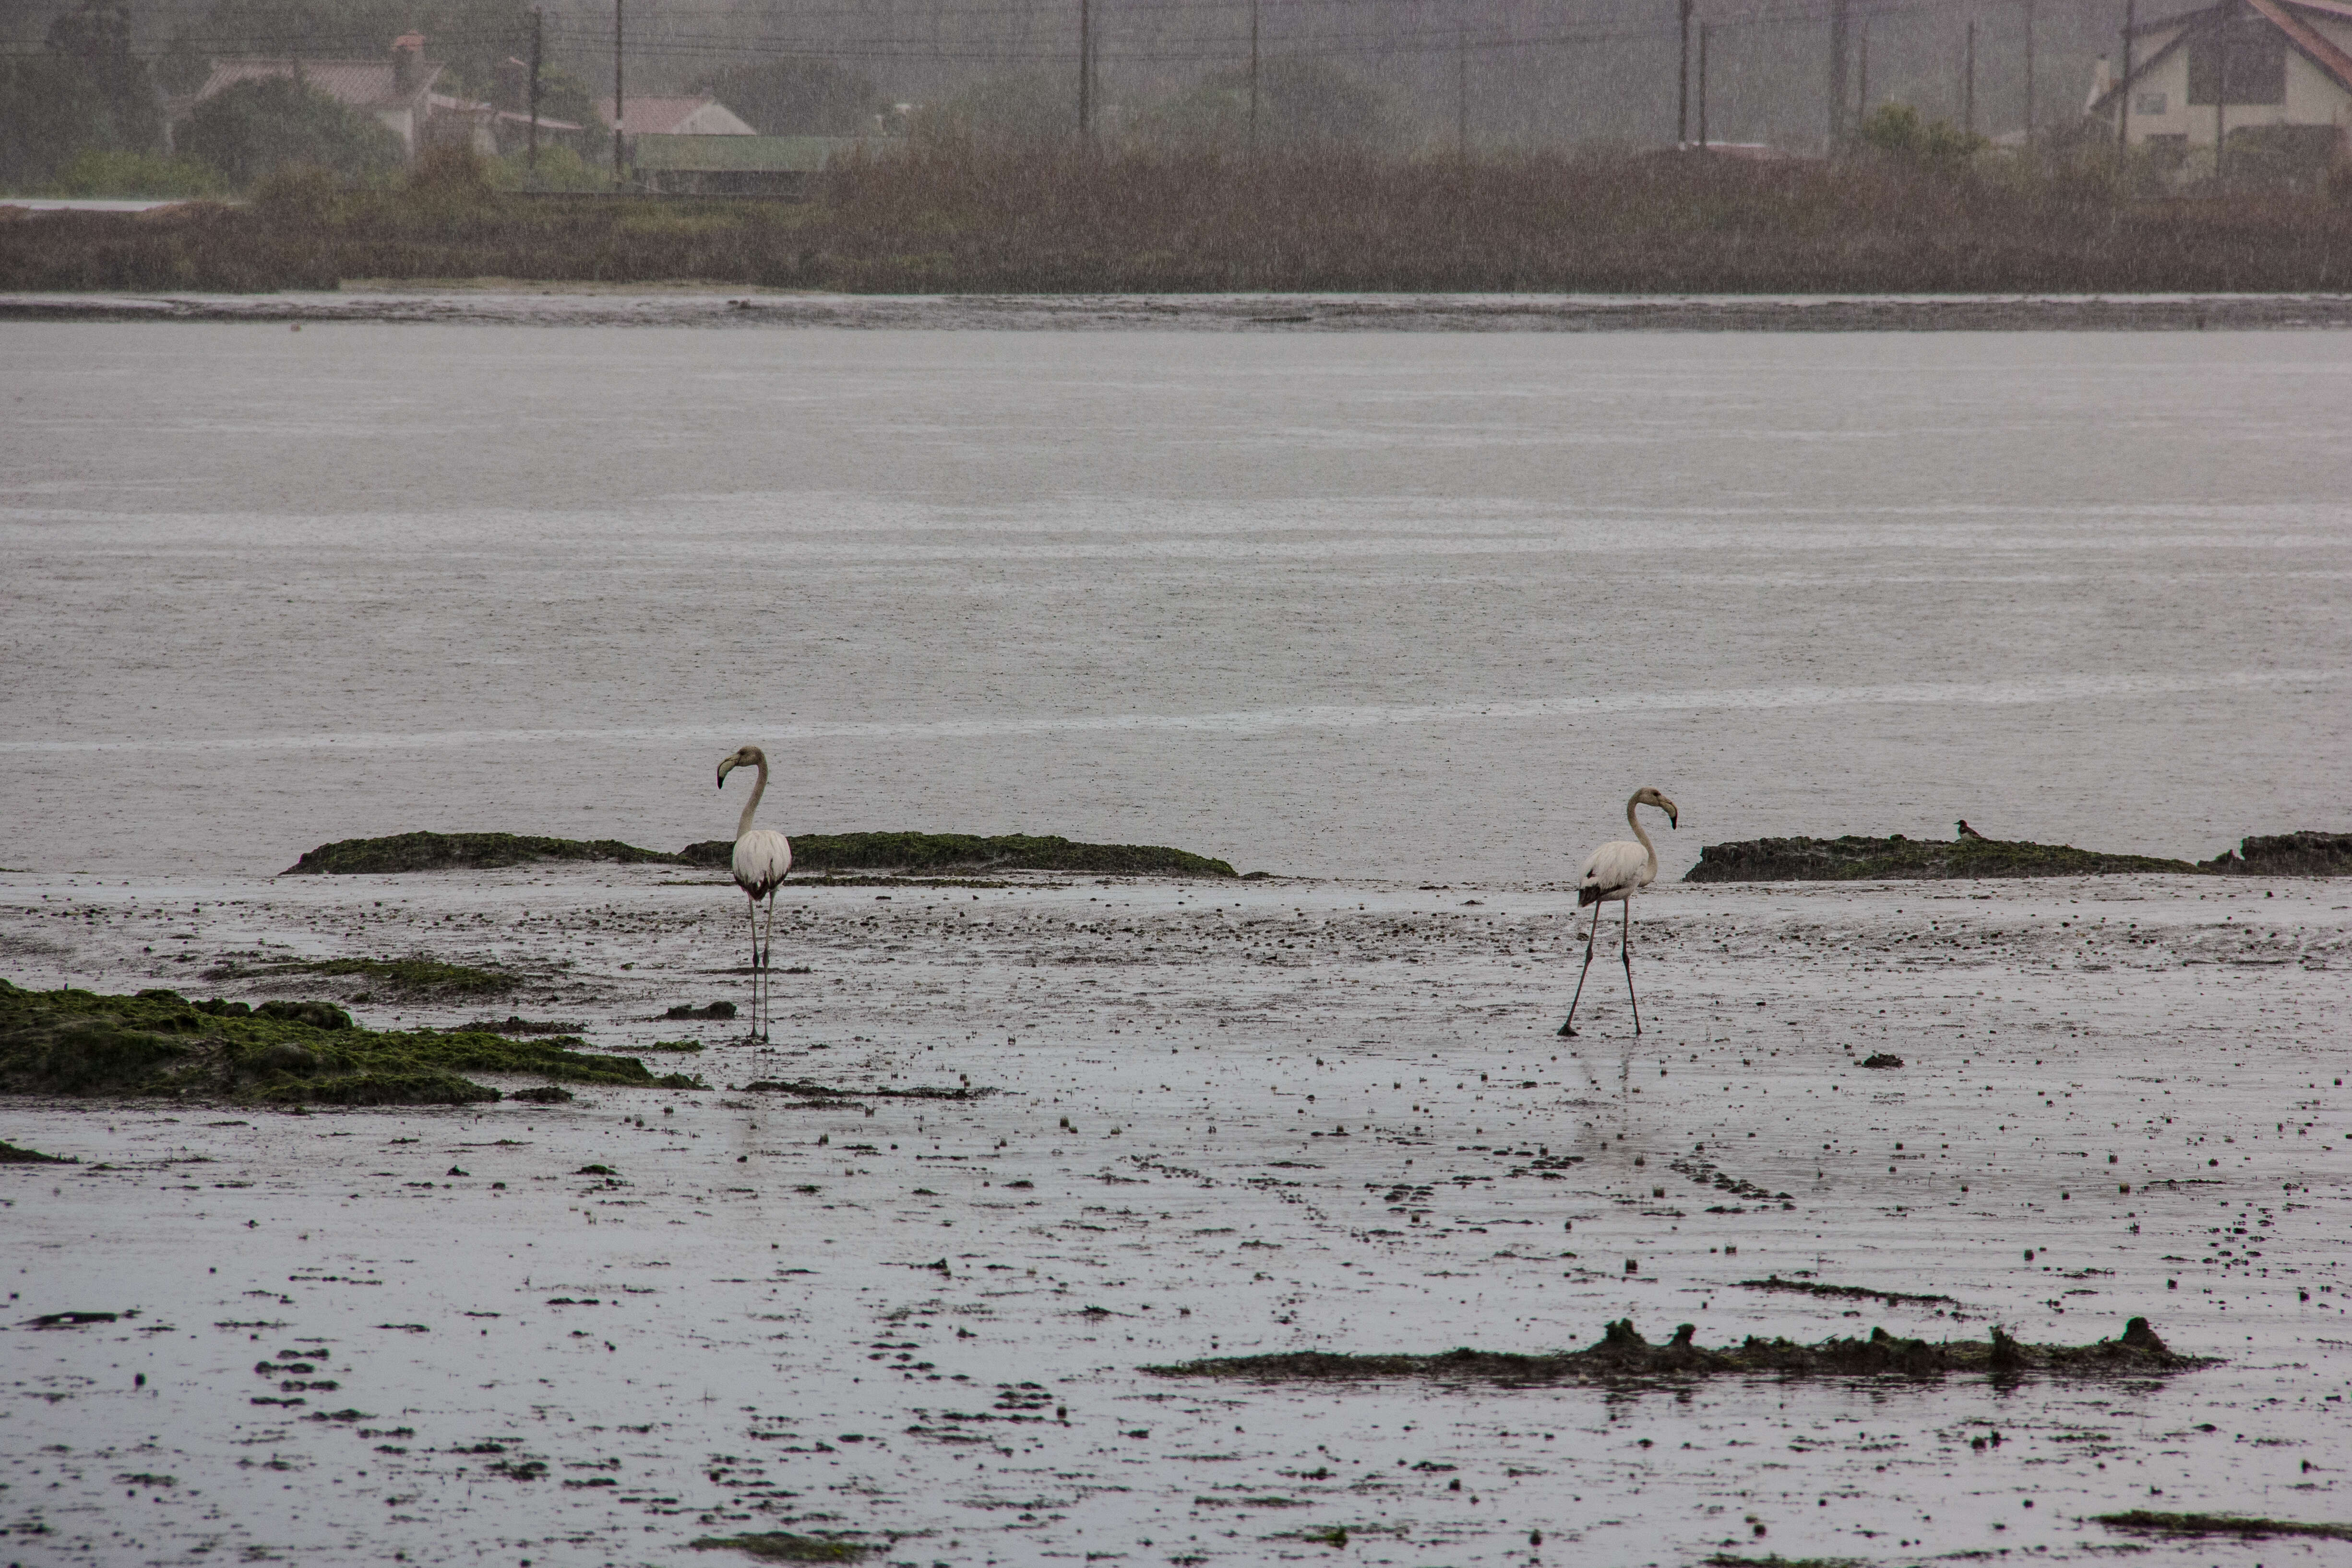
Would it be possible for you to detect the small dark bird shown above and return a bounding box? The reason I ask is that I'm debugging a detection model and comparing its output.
[1956,819,1987,841]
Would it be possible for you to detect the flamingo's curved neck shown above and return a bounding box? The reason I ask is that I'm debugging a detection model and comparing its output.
[1625,795,1658,884]
[737,755,768,841]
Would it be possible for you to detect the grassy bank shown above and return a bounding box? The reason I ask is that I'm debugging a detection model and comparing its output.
[285,829,1238,879]
[9,145,2352,294]
[0,978,702,1104]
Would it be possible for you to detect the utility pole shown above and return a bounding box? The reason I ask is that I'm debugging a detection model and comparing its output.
[2215,23,2229,187]
[1248,0,1259,154]
[1457,25,1469,159]
[1078,0,1091,137]
[2118,0,2133,151]
[611,0,624,189]
[1677,0,1692,145]
[1964,18,1976,138]
[1697,22,1710,148]
[1857,14,1869,125]
[1828,0,1849,147]
[2023,0,2036,148]
[527,6,542,175]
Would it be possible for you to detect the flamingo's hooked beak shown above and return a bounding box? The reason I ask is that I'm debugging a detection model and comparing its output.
[716,759,734,790]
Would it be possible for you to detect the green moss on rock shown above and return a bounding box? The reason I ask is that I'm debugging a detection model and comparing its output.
[1684,834,2198,883]
[0,978,702,1104]
[202,956,516,998]
[2199,831,2352,875]
[1147,1317,2208,1385]
[283,828,1238,878]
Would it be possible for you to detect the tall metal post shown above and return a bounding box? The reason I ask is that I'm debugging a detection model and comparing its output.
[1857,15,1869,123]
[1078,0,1091,136]
[1697,22,1710,148]
[1964,18,1976,137]
[1677,0,1692,145]
[2023,0,2036,147]
[1828,0,1849,147]
[2119,0,2133,150]
[2215,22,2229,186]
[1247,0,1260,154]
[1457,25,1469,159]
[527,6,542,174]
[611,0,624,188]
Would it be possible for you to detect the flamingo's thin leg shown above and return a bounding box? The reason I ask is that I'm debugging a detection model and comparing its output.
[761,893,777,1042]
[1559,906,1602,1037]
[1622,897,1642,1035]
[747,897,762,1042]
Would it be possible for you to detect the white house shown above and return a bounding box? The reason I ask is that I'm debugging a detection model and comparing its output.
[594,96,758,141]
[188,34,443,158]
[2089,0,2352,172]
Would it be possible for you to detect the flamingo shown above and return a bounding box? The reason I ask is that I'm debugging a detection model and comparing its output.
[716,744,792,1041]
[1557,786,1679,1038]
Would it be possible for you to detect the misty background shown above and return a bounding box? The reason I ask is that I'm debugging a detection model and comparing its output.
[3,0,2134,156]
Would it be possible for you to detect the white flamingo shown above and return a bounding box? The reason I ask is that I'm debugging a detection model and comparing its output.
[1558,786,1678,1038]
[716,745,792,1041]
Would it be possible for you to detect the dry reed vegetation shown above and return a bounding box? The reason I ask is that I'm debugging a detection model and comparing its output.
[7,142,2352,294]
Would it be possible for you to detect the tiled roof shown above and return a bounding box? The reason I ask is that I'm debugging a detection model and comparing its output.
[195,57,441,111]
[596,96,754,135]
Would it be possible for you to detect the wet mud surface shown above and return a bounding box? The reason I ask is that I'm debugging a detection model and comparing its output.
[1,868,2348,1566]
[9,289,2352,333]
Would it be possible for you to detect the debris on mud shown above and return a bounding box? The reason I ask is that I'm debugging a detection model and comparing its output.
[282,828,1240,878]
[2095,1510,2352,1541]
[1860,1053,1904,1068]
[0,979,703,1104]
[1684,834,2198,882]
[0,1137,75,1163]
[665,1001,737,1020]
[2199,830,2352,875]
[203,956,517,999]
[688,1531,877,1561]
[463,1015,586,1035]
[1737,1276,1958,1307]
[1145,1317,2209,1384]
[736,1077,997,1101]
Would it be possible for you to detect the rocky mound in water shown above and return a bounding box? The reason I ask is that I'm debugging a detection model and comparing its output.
[285,829,1237,878]
[1146,1317,2209,1384]
[1684,834,2199,882]
[2199,831,2352,875]
[0,978,703,1105]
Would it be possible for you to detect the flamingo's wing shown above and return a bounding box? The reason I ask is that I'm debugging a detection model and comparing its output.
[1578,840,1650,906]
[733,830,794,898]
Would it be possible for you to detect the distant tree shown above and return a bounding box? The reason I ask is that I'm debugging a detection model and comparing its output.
[913,70,1078,148]
[155,31,214,96]
[693,58,883,136]
[0,54,118,190]
[531,65,597,135]
[181,74,404,186]
[198,0,413,59]
[45,0,161,150]
[1139,57,1400,153]
[1855,103,1985,171]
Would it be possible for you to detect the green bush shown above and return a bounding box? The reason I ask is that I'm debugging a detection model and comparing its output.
[1855,103,1986,171]
[182,76,404,188]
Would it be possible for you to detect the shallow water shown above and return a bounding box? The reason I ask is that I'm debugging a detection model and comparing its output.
[1,868,2347,1566]
[3,324,2349,880]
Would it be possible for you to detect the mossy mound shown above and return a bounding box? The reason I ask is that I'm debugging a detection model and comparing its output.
[284,832,682,875]
[1146,1317,2208,1385]
[1684,835,2197,882]
[681,831,1236,878]
[283,829,1238,878]
[202,957,516,998]
[0,978,703,1105]
[689,1532,877,1561]
[2200,831,2352,875]
[2094,1510,2352,1542]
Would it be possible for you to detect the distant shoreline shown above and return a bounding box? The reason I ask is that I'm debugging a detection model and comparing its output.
[8,289,2352,331]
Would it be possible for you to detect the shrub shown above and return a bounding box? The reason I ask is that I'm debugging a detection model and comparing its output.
[47,147,225,199]
[1855,103,1987,171]
[182,76,404,188]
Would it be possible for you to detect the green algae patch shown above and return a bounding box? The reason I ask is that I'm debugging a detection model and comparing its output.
[1684,834,2197,883]
[1145,1317,2210,1386]
[283,832,681,875]
[2095,1511,2352,1542]
[1735,1275,1957,1307]
[282,828,1239,878]
[688,1532,878,1562]
[203,956,518,999]
[2200,830,2352,875]
[0,979,702,1105]
[0,1138,75,1164]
